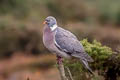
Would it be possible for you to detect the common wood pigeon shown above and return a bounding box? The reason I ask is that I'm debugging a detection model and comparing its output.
[43,16,94,74]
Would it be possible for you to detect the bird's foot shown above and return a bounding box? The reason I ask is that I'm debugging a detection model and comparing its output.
[57,56,63,64]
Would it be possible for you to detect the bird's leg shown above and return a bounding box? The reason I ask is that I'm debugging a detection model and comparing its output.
[57,56,63,64]
[56,56,68,80]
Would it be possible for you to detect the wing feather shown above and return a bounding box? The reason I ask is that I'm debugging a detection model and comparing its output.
[55,27,93,62]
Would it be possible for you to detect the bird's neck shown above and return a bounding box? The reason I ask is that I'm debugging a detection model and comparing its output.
[50,24,58,31]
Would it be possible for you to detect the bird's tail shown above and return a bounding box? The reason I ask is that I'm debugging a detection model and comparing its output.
[81,60,94,75]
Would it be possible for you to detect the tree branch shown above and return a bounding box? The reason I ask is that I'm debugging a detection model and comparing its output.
[65,67,74,80]
[57,62,68,80]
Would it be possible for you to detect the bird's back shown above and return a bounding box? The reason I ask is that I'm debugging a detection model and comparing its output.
[55,27,93,62]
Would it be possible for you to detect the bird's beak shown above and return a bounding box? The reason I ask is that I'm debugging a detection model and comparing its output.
[43,21,47,24]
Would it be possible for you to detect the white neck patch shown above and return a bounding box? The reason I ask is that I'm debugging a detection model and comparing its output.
[50,24,58,31]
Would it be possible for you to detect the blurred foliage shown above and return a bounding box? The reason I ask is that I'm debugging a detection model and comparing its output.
[46,0,87,22]
[64,39,120,80]
[0,20,44,58]
[0,0,120,24]
[0,0,29,19]
[0,0,119,80]
[44,0,120,25]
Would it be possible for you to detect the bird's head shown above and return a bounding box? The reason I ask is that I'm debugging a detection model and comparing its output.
[43,16,57,31]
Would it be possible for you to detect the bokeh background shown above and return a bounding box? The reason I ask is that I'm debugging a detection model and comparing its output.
[0,0,120,80]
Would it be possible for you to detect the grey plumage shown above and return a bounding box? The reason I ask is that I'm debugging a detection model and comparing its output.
[55,27,93,62]
[43,16,94,74]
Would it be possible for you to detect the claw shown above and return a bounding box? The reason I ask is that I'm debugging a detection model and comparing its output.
[57,56,63,64]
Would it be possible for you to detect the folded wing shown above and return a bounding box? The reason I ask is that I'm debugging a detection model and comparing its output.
[55,27,93,62]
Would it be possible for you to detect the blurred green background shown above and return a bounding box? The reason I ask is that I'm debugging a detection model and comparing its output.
[0,0,120,80]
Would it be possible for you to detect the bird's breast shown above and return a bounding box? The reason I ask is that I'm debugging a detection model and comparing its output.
[43,26,55,50]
